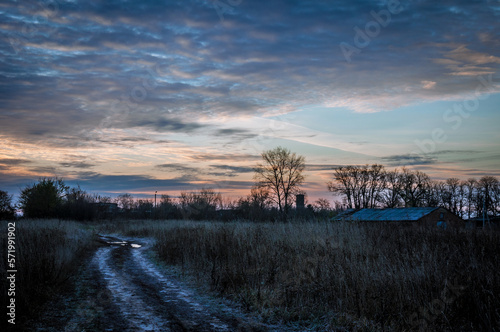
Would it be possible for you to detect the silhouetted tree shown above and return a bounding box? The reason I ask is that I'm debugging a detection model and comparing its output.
[19,178,68,218]
[328,164,385,209]
[477,176,499,217]
[313,198,332,219]
[60,186,96,221]
[136,199,153,218]
[115,193,135,215]
[463,178,477,219]
[254,146,305,219]
[0,190,15,220]
[379,169,403,208]
[179,188,222,220]
[236,186,272,221]
[158,194,180,219]
[398,168,431,207]
[314,198,331,211]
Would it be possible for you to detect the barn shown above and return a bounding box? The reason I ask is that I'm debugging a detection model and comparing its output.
[338,207,463,228]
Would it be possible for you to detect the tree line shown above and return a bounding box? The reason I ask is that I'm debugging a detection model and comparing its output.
[328,164,500,219]
[1,147,498,221]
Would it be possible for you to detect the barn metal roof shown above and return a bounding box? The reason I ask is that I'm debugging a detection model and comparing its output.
[345,207,439,221]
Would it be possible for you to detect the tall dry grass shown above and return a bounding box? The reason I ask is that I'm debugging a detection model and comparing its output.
[152,221,500,331]
[0,219,95,327]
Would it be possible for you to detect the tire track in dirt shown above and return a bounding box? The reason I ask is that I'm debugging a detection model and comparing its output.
[95,235,268,332]
[95,246,171,331]
[129,246,234,331]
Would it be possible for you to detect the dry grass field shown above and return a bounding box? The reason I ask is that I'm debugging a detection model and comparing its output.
[151,221,500,331]
[0,220,95,327]
[2,219,499,331]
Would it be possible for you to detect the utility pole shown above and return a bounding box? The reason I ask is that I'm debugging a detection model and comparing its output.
[483,194,486,229]
[154,191,157,219]
[482,188,491,229]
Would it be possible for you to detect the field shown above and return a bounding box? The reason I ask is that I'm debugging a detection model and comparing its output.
[2,219,500,331]
[1,220,95,329]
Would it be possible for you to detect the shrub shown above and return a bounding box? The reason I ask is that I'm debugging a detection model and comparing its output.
[19,178,68,218]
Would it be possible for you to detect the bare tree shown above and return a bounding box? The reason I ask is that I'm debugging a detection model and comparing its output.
[477,176,499,217]
[115,193,135,213]
[398,168,431,207]
[328,164,385,209]
[427,180,445,209]
[379,169,403,208]
[327,165,359,209]
[463,178,477,219]
[314,198,332,211]
[439,178,463,216]
[179,188,222,220]
[249,186,271,211]
[236,186,272,221]
[366,164,385,208]
[254,146,305,218]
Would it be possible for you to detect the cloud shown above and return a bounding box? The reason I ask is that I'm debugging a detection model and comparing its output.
[209,165,254,173]
[156,163,199,175]
[0,158,32,165]
[28,166,59,174]
[306,164,345,172]
[156,163,254,179]
[188,153,261,161]
[213,128,258,140]
[59,161,96,169]
[0,0,498,198]
[381,154,438,166]
[71,171,255,193]
[446,153,500,164]
[421,81,436,90]
[125,117,205,133]
[2,0,498,141]
[426,150,482,156]
[206,164,254,177]
[72,173,194,192]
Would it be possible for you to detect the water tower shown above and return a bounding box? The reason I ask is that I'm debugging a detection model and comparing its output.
[296,194,305,210]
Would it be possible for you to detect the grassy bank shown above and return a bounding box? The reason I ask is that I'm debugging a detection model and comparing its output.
[1,219,95,328]
[150,220,500,331]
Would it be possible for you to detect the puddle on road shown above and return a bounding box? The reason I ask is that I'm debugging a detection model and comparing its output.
[97,235,142,248]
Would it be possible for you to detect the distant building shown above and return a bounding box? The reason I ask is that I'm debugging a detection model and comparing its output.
[336,207,463,228]
[296,194,305,210]
[466,216,500,229]
[91,202,118,219]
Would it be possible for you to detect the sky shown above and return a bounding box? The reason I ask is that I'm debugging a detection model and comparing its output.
[0,0,499,204]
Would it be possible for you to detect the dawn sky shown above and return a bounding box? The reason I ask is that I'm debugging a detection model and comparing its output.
[1,0,499,203]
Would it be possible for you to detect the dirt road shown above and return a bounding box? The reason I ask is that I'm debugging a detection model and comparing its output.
[28,235,282,332]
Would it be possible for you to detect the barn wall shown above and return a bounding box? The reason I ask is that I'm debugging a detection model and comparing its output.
[418,207,464,228]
